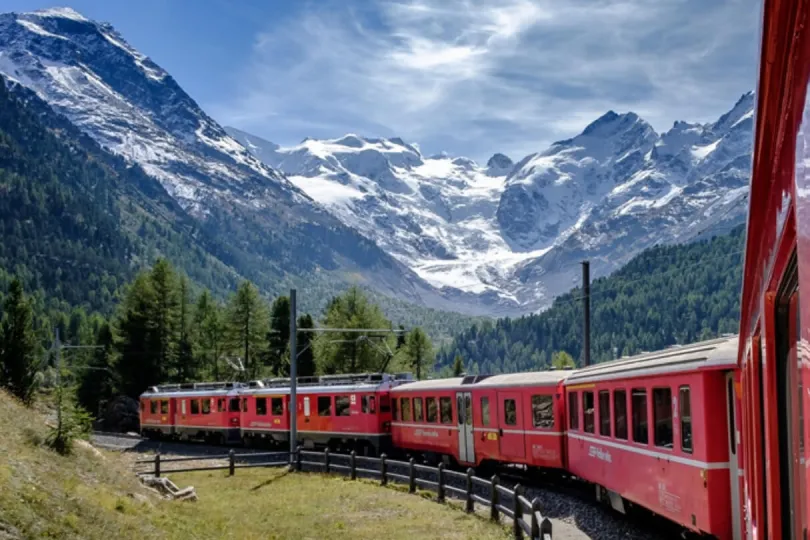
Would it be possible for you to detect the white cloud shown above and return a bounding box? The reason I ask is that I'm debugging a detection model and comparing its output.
[213,0,759,162]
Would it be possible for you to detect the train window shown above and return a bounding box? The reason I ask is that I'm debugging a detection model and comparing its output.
[632,389,648,444]
[181,400,187,415]
[599,391,610,436]
[150,400,158,414]
[504,399,517,426]
[369,396,376,413]
[392,397,398,420]
[583,392,595,433]
[653,388,673,448]
[336,396,350,416]
[229,398,240,412]
[426,397,437,422]
[532,395,554,428]
[362,395,369,413]
[465,395,472,426]
[379,395,389,413]
[318,396,332,416]
[401,398,412,421]
[614,390,627,440]
[242,398,248,412]
[440,397,452,424]
[679,386,692,453]
[568,392,579,430]
[457,395,464,425]
[256,397,267,416]
[191,399,200,415]
[160,400,169,414]
[202,399,211,415]
[217,398,225,413]
[414,398,424,422]
[271,397,283,415]
[361,395,376,414]
[481,397,490,426]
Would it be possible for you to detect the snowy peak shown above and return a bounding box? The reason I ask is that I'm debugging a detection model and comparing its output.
[486,153,513,176]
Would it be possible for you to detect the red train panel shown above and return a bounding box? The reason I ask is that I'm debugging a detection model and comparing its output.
[391,371,570,469]
[563,337,739,539]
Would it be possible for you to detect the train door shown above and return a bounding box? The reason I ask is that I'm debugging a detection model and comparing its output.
[774,259,806,540]
[456,392,475,464]
[726,372,742,540]
[498,391,526,459]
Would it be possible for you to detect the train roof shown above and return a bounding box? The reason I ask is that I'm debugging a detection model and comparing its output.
[140,381,246,398]
[392,370,571,392]
[564,335,739,385]
[474,370,571,388]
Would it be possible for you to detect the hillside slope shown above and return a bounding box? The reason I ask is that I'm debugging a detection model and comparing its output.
[437,225,743,374]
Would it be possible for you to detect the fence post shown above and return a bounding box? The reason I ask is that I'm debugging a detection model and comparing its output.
[229,449,235,476]
[296,445,303,472]
[530,498,541,539]
[465,468,474,513]
[513,484,524,539]
[490,474,500,522]
[154,452,161,478]
[380,453,388,486]
[540,517,552,539]
[350,450,357,480]
[324,448,330,473]
[408,458,416,493]
[437,463,446,503]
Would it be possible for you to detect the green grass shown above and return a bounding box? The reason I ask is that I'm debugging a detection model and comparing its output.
[0,390,509,540]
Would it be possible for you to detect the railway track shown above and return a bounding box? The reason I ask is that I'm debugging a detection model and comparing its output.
[93,431,693,540]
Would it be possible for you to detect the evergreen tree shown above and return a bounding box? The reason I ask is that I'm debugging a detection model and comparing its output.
[404,327,433,380]
[149,259,179,380]
[0,278,39,404]
[314,286,395,374]
[226,281,269,379]
[194,290,225,380]
[115,272,160,398]
[296,314,316,377]
[175,275,195,382]
[77,322,116,418]
[552,351,576,369]
[452,354,464,376]
[267,295,291,376]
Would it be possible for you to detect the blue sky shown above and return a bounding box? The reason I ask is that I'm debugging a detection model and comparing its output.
[2,0,759,162]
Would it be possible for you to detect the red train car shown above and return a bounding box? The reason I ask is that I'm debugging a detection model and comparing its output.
[563,336,739,539]
[139,382,245,443]
[241,373,409,455]
[738,0,810,539]
[391,371,570,470]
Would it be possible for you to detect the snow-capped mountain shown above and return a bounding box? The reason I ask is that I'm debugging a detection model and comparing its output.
[228,92,751,314]
[0,7,481,313]
[0,7,752,317]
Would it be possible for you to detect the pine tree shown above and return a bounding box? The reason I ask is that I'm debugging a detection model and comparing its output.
[226,281,269,379]
[267,295,290,376]
[194,290,225,380]
[296,314,316,377]
[115,272,160,398]
[452,354,464,376]
[149,259,179,380]
[175,275,195,382]
[314,287,395,374]
[77,322,116,418]
[552,350,576,369]
[0,278,39,404]
[405,327,433,380]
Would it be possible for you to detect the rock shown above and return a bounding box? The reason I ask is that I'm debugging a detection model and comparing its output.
[0,522,21,540]
[100,396,140,433]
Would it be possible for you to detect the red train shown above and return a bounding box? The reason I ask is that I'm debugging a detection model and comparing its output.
[139,1,810,537]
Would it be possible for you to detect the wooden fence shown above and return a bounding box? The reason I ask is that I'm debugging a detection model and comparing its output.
[135,448,553,540]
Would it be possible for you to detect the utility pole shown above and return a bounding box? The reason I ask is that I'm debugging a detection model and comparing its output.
[582,261,591,367]
[289,288,297,461]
